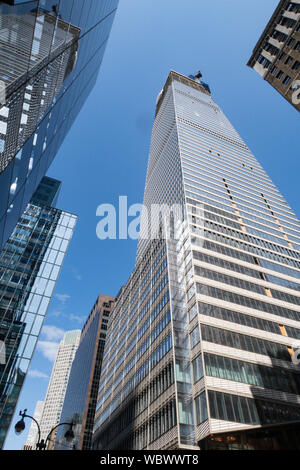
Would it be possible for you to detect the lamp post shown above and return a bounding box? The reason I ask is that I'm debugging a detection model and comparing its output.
[15,409,74,450]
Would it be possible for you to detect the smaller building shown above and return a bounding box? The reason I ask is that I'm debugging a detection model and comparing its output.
[22,444,33,450]
[23,400,44,450]
[39,330,81,449]
[248,0,300,111]
[54,294,115,450]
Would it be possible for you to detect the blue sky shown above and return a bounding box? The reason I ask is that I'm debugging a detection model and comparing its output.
[4,0,300,449]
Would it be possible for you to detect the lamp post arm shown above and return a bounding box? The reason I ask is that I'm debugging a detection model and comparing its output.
[45,422,73,447]
[22,412,41,448]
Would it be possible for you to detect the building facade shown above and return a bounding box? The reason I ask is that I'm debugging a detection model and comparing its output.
[54,294,114,450]
[23,400,44,450]
[0,176,77,449]
[248,0,300,111]
[0,0,119,248]
[39,330,81,448]
[93,71,300,450]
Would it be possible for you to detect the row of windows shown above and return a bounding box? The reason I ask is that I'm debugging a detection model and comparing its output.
[197,301,300,342]
[193,240,300,282]
[193,245,300,289]
[192,354,204,383]
[94,398,177,450]
[184,153,293,222]
[195,265,266,295]
[200,219,299,260]
[197,301,282,336]
[101,293,170,402]
[201,323,291,361]
[185,164,297,225]
[196,283,300,323]
[101,289,170,383]
[190,210,240,231]
[187,186,299,241]
[131,363,174,419]
[139,257,167,305]
[110,273,169,366]
[113,334,173,414]
[147,399,177,445]
[192,230,300,272]
[136,311,171,363]
[271,288,300,307]
[204,352,300,395]
[193,250,261,280]
[186,184,289,235]
[103,243,167,357]
[127,400,178,450]
[187,200,237,221]
[181,137,275,194]
[208,390,300,426]
[190,202,294,248]
[195,263,300,307]
[195,392,208,425]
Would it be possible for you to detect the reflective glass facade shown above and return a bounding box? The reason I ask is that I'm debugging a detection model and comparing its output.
[94,71,300,450]
[54,294,114,450]
[0,0,119,248]
[0,176,77,449]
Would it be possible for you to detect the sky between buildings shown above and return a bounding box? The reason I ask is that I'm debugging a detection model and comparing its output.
[4,0,300,450]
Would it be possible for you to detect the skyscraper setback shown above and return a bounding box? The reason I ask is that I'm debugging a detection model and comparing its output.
[0,0,119,249]
[93,71,300,450]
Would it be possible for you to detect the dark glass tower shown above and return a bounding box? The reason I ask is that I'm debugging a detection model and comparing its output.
[0,176,77,449]
[54,294,114,450]
[0,0,119,248]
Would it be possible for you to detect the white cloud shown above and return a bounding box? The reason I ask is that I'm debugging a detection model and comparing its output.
[69,314,85,324]
[41,325,65,341]
[50,310,63,317]
[55,293,70,304]
[28,369,48,379]
[37,341,59,362]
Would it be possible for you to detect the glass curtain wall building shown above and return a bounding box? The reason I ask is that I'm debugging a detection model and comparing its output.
[0,176,77,449]
[54,294,114,450]
[93,71,300,450]
[0,0,119,248]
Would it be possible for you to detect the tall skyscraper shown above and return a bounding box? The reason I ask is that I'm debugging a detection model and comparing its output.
[39,329,81,449]
[93,71,300,450]
[22,400,44,450]
[248,0,300,111]
[54,294,115,450]
[0,0,119,249]
[0,176,77,449]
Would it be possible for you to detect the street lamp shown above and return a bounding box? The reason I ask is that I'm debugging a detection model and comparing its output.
[14,414,26,435]
[15,409,74,450]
